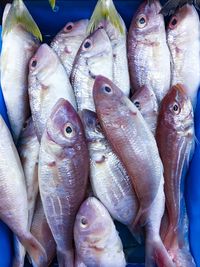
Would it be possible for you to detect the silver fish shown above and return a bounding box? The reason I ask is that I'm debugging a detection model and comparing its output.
[167,4,200,108]
[128,0,171,103]
[0,115,46,266]
[81,109,138,228]
[0,4,39,143]
[131,86,158,135]
[74,197,126,267]
[71,28,113,111]
[28,43,77,141]
[51,20,89,77]
[39,98,89,267]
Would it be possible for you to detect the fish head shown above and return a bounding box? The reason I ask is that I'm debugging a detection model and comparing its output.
[78,28,111,59]
[74,197,111,243]
[130,0,163,39]
[29,44,58,81]
[93,75,124,115]
[18,117,37,145]
[131,86,158,115]
[81,109,104,143]
[60,20,89,37]
[45,98,85,148]
[159,84,194,133]
[167,4,199,41]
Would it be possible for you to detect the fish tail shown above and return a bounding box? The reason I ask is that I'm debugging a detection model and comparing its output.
[2,0,42,41]
[57,248,74,267]
[49,0,56,10]
[19,232,47,267]
[13,235,26,267]
[145,235,175,267]
[87,0,124,34]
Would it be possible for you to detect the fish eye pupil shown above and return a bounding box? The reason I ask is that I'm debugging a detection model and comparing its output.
[81,217,88,226]
[134,101,140,108]
[171,18,177,26]
[173,104,179,112]
[139,17,146,24]
[84,41,91,49]
[104,86,111,93]
[66,126,72,134]
[66,24,73,30]
[31,60,37,68]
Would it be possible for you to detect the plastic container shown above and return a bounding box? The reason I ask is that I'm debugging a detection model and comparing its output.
[0,1,200,266]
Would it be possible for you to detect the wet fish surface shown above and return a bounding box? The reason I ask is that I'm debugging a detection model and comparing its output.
[28,43,76,141]
[1,4,39,143]
[131,86,158,135]
[39,98,89,267]
[128,0,171,103]
[156,84,196,266]
[74,197,126,267]
[71,28,113,111]
[93,75,175,267]
[167,4,200,108]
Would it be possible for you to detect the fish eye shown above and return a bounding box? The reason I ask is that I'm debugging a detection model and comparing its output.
[172,102,180,114]
[31,59,37,68]
[64,22,74,32]
[83,39,92,50]
[134,101,141,109]
[64,123,75,138]
[103,85,112,94]
[169,16,178,29]
[136,15,147,28]
[80,217,88,228]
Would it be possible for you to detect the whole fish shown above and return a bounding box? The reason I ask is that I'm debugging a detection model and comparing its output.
[28,43,76,141]
[0,116,46,266]
[81,109,138,228]
[88,0,130,96]
[74,197,126,267]
[156,84,195,266]
[39,98,89,267]
[0,3,39,143]
[128,0,171,103]
[131,86,158,135]
[18,117,40,228]
[167,4,200,108]
[71,28,113,111]
[51,20,89,77]
[31,194,56,267]
[93,76,175,267]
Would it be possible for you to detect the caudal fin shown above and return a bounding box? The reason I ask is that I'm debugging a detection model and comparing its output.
[145,236,175,267]
[19,232,47,267]
[13,235,26,267]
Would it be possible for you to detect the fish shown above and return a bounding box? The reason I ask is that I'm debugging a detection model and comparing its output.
[131,86,158,135]
[0,115,47,266]
[88,0,130,96]
[81,109,138,230]
[31,194,56,267]
[1,3,39,143]
[128,0,171,103]
[18,117,40,227]
[14,118,40,267]
[28,43,77,141]
[51,20,89,77]
[167,4,200,109]
[74,197,126,267]
[39,98,89,267]
[71,28,113,111]
[160,0,194,16]
[156,84,196,266]
[93,75,175,267]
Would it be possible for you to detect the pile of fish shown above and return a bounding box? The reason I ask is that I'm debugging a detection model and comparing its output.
[0,0,199,266]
